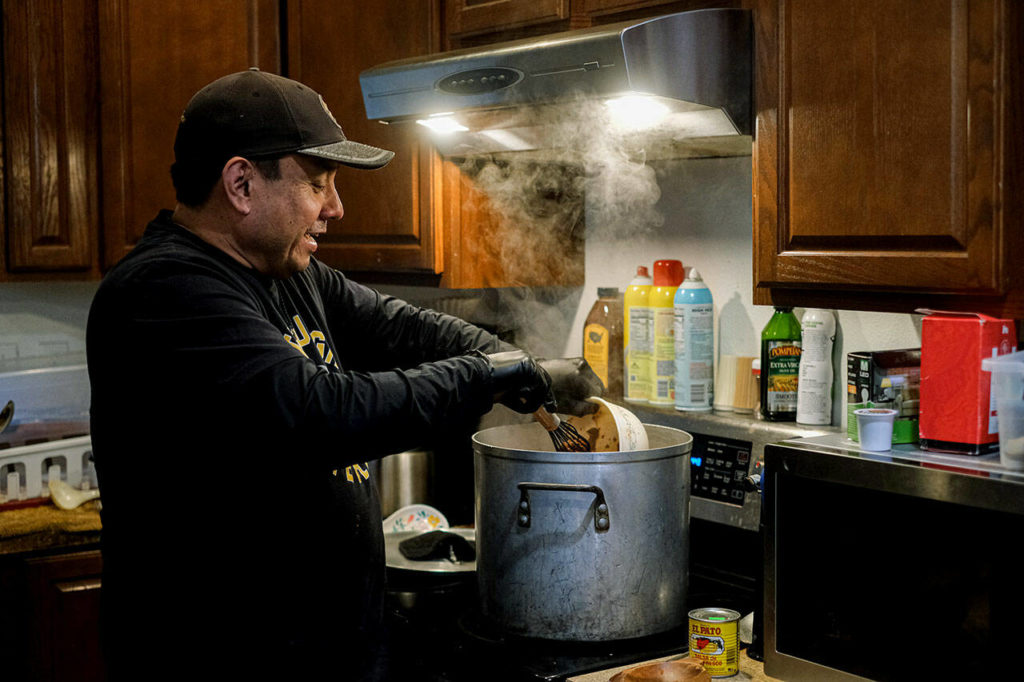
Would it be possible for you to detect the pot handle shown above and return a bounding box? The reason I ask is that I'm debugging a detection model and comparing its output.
[516,482,610,532]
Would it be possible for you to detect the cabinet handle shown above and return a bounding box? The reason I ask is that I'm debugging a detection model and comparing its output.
[56,577,102,593]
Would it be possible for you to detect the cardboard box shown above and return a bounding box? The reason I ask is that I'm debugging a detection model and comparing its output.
[847,349,921,444]
[919,311,1018,455]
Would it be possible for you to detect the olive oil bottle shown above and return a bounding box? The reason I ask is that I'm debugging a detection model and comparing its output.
[760,307,802,421]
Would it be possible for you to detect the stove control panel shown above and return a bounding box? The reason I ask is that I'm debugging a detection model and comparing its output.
[689,433,754,505]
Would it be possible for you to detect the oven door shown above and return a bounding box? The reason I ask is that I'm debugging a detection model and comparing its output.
[764,436,1024,681]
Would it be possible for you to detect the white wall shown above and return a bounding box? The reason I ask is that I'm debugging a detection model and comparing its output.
[567,155,924,427]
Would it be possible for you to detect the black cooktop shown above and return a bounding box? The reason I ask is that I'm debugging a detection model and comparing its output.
[382,571,748,682]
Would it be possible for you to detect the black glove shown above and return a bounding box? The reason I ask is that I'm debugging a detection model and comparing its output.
[481,349,554,414]
[538,357,605,416]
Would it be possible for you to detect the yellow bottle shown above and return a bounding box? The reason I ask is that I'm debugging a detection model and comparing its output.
[624,265,653,403]
[649,259,685,406]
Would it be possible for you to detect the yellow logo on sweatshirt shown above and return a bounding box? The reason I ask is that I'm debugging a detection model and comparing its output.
[283,314,338,367]
[332,464,371,484]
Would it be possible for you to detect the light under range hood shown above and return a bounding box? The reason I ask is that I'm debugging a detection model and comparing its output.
[359,9,752,160]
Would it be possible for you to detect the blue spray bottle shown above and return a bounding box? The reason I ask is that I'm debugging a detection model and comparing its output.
[673,268,715,411]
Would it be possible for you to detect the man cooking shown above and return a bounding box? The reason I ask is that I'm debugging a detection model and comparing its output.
[86,68,601,681]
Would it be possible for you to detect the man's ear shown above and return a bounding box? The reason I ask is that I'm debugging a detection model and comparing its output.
[222,157,255,214]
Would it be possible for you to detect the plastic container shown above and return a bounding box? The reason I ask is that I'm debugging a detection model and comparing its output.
[796,309,836,425]
[582,288,624,398]
[714,354,737,412]
[649,260,685,406]
[623,266,653,403]
[854,408,898,451]
[981,349,1024,469]
[673,268,714,411]
[760,307,802,421]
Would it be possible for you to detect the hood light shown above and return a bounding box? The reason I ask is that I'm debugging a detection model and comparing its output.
[416,114,469,133]
[605,95,670,130]
[479,128,533,152]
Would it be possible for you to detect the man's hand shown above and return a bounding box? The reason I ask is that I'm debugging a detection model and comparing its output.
[538,357,605,416]
[482,350,554,414]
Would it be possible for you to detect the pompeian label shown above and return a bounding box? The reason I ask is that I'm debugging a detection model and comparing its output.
[766,340,801,413]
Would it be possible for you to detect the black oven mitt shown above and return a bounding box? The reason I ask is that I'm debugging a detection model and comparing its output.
[399,530,476,564]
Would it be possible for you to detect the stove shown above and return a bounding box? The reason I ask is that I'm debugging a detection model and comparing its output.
[383,571,748,682]
[382,409,812,679]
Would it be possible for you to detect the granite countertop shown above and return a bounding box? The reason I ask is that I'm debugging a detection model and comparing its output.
[0,500,101,556]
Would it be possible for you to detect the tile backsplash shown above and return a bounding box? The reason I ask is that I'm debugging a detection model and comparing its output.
[0,282,97,372]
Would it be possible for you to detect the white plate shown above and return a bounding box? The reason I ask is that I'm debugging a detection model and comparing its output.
[382,503,449,533]
[384,528,476,573]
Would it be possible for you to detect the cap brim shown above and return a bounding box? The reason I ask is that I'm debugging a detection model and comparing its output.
[299,140,395,169]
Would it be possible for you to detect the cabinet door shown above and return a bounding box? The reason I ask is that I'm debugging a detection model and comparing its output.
[98,0,280,270]
[287,0,443,275]
[26,550,104,682]
[440,160,585,288]
[446,0,572,39]
[2,0,99,273]
[580,0,724,21]
[753,0,1022,315]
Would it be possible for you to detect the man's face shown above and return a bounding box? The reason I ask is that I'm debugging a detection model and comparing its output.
[241,154,342,278]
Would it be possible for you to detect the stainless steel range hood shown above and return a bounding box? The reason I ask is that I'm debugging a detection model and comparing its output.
[359,9,752,160]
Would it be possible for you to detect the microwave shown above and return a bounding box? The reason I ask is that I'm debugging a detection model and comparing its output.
[763,434,1024,681]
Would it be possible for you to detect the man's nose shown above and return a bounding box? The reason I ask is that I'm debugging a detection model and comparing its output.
[323,183,344,220]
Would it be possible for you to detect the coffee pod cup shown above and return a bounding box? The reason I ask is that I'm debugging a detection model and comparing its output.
[854,408,898,451]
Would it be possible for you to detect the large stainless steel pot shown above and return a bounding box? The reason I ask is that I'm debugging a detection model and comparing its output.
[369,449,433,517]
[472,422,692,641]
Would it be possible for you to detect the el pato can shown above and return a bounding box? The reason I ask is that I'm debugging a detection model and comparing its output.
[688,607,740,677]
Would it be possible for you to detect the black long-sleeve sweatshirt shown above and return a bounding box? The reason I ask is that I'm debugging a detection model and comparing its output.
[87,210,508,680]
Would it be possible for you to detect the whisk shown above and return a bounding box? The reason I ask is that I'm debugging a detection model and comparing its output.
[533,406,591,452]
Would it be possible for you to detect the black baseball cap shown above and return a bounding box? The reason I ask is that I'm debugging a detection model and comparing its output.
[174,68,394,170]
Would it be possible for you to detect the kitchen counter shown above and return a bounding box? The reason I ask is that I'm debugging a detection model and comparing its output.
[570,649,779,681]
[0,501,101,556]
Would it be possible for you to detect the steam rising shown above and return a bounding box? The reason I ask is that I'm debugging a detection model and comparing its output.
[454,97,665,285]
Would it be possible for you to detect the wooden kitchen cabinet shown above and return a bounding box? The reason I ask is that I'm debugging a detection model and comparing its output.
[26,550,105,682]
[288,0,585,287]
[0,0,279,280]
[98,0,280,269]
[0,549,105,682]
[440,160,585,288]
[580,0,736,23]
[445,0,735,45]
[752,0,1024,317]
[445,0,577,40]
[286,0,445,278]
[1,0,100,276]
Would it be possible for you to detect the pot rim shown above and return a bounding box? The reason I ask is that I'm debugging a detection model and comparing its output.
[472,423,692,464]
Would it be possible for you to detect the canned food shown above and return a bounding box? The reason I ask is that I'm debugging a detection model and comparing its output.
[688,607,740,677]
